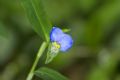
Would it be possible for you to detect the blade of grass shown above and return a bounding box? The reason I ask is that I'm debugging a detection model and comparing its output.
[21,0,52,42]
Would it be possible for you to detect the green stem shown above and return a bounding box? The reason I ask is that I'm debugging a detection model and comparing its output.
[26,41,48,80]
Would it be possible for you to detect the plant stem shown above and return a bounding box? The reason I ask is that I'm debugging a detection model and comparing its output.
[26,41,48,80]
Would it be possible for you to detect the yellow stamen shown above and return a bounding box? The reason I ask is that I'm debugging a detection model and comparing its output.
[53,42,60,49]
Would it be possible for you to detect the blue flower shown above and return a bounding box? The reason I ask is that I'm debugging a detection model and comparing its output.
[50,27,73,52]
[45,27,73,64]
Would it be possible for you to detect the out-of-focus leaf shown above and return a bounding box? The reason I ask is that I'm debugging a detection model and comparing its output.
[111,33,120,51]
[0,22,8,37]
[76,0,97,12]
[42,0,74,23]
[21,0,52,41]
[87,50,119,80]
[35,67,69,80]
[84,0,120,47]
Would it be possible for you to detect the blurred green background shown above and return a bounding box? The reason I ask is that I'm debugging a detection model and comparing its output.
[0,0,120,80]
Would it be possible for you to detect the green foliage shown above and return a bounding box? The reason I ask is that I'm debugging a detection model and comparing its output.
[88,52,119,80]
[21,0,52,42]
[0,22,7,38]
[35,67,69,80]
[84,0,120,47]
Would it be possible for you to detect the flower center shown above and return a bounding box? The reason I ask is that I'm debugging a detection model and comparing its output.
[52,42,61,49]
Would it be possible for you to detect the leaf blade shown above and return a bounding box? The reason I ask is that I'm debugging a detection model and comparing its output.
[21,0,52,41]
[35,67,69,80]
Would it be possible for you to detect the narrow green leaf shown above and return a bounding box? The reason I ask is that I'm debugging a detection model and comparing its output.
[21,0,52,41]
[35,67,69,80]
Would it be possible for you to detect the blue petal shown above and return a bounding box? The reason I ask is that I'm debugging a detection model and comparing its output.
[50,27,64,42]
[58,34,73,52]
